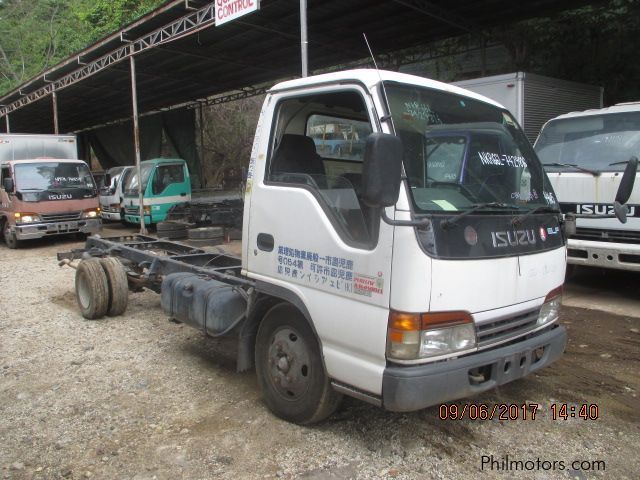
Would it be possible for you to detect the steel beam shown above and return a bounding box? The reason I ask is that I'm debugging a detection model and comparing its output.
[0,2,217,118]
[52,90,59,134]
[130,55,147,236]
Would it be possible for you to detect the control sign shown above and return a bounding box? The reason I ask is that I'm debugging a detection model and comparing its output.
[215,0,260,26]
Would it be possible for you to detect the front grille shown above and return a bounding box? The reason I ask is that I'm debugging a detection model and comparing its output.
[40,211,81,222]
[573,228,640,244]
[125,206,139,214]
[477,308,540,347]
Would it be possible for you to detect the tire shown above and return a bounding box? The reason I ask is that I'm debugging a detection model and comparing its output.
[188,226,224,240]
[255,303,342,424]
[157,221,188,232]
[75,259,109,319]
[99,257,129,316]
[2,221,20,249]
[157,221,188,239]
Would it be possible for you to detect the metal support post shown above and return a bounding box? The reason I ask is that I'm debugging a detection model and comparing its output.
[199,103,205,188]
[52,90,59,134]
[4,114,9,133]
[130,54,147,235]
[300,0,308,77]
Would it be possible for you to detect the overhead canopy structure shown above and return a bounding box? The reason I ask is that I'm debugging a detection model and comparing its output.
[0,0,588,134]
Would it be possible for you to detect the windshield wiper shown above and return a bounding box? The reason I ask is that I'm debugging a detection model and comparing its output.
[441,202,523,229]
[543,162,601,177]
[511,205,562,226]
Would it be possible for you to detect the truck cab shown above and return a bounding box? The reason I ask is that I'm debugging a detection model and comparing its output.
[123,158,191,225]
[243,69,567,417]
[535,103,640,271]
[100,166,133,222]
[0,134,101,248]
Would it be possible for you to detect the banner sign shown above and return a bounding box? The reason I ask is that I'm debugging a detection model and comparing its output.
[215,0,260,26]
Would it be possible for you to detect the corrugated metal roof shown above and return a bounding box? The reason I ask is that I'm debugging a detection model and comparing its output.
[0,0,590,134]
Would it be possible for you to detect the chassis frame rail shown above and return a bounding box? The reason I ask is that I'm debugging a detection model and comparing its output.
[57,234,254,291]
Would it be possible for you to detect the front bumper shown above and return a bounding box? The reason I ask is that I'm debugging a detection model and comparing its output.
[101,211,122,221]
[382,325,567,412]
[567,238,640,271]
[13,218,101,240]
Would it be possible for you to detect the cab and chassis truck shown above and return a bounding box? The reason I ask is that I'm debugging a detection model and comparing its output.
[58,70,636,424]
[1,134,101,248]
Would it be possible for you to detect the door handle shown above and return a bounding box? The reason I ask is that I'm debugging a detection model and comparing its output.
[180,193,187,197]
[257,233,274,252]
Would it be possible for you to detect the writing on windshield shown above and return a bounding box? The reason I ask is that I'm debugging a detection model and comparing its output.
[14,162,94,191]
[385,82,556,214]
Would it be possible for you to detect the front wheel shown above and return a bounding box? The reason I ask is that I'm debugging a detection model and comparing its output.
[2,221,20,249]
[255,303,342,424]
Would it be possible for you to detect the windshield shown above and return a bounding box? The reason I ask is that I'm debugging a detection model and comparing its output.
[535,111,640,172]
[124,164,153,195]
[14,162,95,191]
[385,82,558,213]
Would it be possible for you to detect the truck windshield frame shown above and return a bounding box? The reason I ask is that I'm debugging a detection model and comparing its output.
[383,82,558,215]
[124,163,154,196]
[14,162,95,192]
[535,111,640,172]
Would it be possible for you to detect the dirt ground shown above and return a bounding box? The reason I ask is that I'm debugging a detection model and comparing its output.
[1,229,639,479]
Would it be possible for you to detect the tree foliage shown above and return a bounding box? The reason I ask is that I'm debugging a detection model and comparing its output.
[0,0,163,94]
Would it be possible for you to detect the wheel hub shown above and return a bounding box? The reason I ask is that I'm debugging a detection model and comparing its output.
[268,328,310,400]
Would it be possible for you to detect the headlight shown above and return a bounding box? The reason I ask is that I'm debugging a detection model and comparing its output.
[14,212,41,223]
[82,208,100,218]
[538,286,562,326]
[143,205,151,214]
[387,311,477,361]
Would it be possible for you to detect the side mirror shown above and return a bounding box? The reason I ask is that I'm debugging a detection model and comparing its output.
[104,173,111,188]
[613,156,638,223]
[615,156,637,204]
[3,177,14,192]
[361,133,403,208]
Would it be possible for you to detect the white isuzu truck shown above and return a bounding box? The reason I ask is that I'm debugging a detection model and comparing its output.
[58,70,636,424]
[535,103,640,272]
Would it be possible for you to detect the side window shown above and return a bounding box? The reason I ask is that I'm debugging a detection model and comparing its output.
[1,166,10,190]
[153,164,185,195]
[266,91,377,247]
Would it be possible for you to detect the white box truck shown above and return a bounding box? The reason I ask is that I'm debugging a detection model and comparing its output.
[453,72,603,143]
[58,69,636,424]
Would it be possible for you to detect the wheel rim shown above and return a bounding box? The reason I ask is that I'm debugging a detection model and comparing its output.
[267,327,311,400]
[77,273,91,310]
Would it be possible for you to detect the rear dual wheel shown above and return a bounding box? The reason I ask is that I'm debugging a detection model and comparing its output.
[75,257,128,319]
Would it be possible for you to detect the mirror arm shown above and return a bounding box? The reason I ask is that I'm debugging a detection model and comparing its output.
[381,209,430,227]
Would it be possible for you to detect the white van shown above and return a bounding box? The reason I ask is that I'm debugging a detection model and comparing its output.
[99,166,133,222]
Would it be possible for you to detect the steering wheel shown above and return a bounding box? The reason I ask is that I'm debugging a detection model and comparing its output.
[427,179,476,201]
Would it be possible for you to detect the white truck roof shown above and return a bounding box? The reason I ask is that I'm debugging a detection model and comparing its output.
[270,69,505,110]
[549,102,640,121]
[4,158,87,165]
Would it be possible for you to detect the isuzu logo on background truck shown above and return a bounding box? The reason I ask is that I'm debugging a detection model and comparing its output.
[0,134,101,248]
[58,70,636,424]
[535,103,640,272]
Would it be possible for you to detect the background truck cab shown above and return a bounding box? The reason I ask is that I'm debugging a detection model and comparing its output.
[0,134,101,248]
[535,103,640,271]
[123,158,191,225]
[100,166,133,222]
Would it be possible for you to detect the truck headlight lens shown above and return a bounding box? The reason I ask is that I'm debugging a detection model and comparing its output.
[143,205,151,214]
[387,311,476,361]
[82,208,100,218]
[538,286,562,326]
[14,212,41,223]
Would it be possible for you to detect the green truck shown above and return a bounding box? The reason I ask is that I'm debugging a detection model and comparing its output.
[123,158,191,225]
